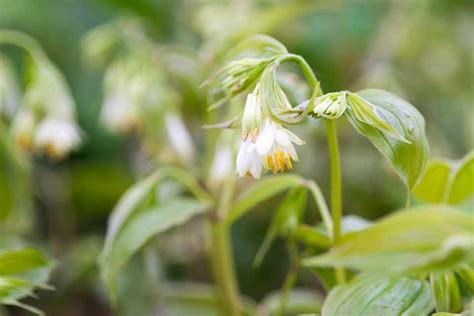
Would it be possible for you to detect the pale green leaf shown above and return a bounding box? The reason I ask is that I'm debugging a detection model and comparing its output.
[225,174,304,225]
[448,151,474,205]
[413,160,451,203]
[303,206,474,274]
[430,271,461,313]
[414,151,474,205]
[100,198,210,303]
[346,89,429,189]
[321,274,433,316]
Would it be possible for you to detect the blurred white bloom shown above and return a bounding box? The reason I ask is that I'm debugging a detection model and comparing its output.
[100,90,140,133]
[209,143,234,187]
[11,109,37,151]
[34,118,81,159]
[164,113,195,164]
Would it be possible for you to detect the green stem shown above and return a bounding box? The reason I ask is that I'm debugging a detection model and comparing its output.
[277,241,299,316]
[0,30,47,60]
[325,120,346,284]
[209,178,241,315]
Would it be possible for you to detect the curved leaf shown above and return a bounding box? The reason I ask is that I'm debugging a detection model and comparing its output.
[321,274,433,316]
[225,174,304,225]
[100,197,210,304]
[303,206,474,274]
[430,271,461,313]
[346,89,429,189]
[414,151,474,205]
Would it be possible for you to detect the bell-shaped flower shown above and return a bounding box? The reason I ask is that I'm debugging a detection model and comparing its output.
[236,137,263,179]
[11,109,37,151]
[34,117,81,160]
[254,118,304,174]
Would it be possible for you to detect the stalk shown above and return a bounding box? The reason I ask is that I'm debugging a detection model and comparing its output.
[326,120,346,284]
[209,177,241,315]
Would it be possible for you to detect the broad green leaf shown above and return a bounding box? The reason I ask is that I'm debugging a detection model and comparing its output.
[303,206,474,274]
[225,174,304,225]
[257,289,323,315]
[100,197,210,303]
[430,271,461,313]
[321,274,433,316]
[413,160,451,203]
[414,151,474,205]
[346,89,429,189]
[448,151,474,204]
[253,187,306,266]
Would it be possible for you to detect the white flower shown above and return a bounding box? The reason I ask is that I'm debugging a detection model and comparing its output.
[255,118,304,174]
[34,118,81,159]
[208,143,234,188]
[11,109,36,151]
[100,90,140,133]
[236,137,263,179]
[165,113,195,164]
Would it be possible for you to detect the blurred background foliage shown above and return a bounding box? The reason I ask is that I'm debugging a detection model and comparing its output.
[0,0,472,315]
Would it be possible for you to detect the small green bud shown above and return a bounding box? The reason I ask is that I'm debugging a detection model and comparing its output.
[312,91,348,119]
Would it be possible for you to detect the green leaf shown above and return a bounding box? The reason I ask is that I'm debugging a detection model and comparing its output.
[413,160,451,203]
[430,271,461,313]
[100,197,210,304]
[447,151,474,204]
[0,248,53,315]
[346,89,429,189]
[454,265,474,294]
[253,187,307,266]
[303,206,474,274]
[225,174,304,225]
[321,274,433,316]
[414,151,474,205]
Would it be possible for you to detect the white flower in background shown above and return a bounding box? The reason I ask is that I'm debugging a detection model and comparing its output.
[100,90,140,133]
[164,113,195,164]
[236,93,304,178]
[11,109,37,151]
[34,117,81,159]
[208,143,234,188]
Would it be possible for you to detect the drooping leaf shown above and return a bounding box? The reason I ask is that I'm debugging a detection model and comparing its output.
[100,197,210,304]
[414,151,474,205]
[346,89,429,189]
[303,206,474,274]
[321,274,434,316]
[225,174,304,225]
[430,271,461,313]
[253,187,307,266]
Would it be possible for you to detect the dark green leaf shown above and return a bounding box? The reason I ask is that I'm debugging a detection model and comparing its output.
[0,249,48,275]
[346,89,429,189]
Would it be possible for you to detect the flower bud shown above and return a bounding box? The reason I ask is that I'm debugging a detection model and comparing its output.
[312,91,348,119]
